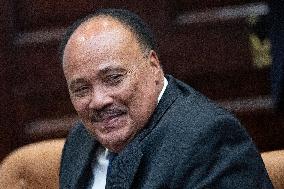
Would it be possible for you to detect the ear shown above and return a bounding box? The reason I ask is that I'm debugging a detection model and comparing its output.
[149,50,161,69]
[148,50,163,84]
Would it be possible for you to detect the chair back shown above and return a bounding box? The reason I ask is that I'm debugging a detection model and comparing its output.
[262,150,284,189]
[0,139,65,189]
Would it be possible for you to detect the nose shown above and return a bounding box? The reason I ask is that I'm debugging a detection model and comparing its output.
[88,88,114,110]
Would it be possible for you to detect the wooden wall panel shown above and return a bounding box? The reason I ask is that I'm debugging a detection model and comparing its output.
[184,68,270,100]
[12,44,75,122]
[161,21,252,75]
[177,0,262,11]
[15,0,94,30]
[0,1,22,161]
[15,0,175,33]
[237,110,284,152]
[158,18,271,100]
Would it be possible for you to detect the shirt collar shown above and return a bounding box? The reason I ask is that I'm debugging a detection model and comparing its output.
[157,77,168,103]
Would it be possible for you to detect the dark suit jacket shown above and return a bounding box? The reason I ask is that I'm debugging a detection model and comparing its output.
[270,1,284,111]
[60,75,273,189]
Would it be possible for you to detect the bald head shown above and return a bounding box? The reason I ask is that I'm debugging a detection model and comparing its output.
[63,16,144,68]
[59,9,157,63]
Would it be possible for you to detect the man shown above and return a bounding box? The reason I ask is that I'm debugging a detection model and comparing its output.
[60,9,273,189]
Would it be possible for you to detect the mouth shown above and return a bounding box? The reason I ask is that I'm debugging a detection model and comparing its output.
[96,113,127,133]
[100,112,126,124]
[90,108,127,125]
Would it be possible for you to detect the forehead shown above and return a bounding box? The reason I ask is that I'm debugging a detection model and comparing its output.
[74,16,131,39]
[63,16,143,64]
[62,17,145,80]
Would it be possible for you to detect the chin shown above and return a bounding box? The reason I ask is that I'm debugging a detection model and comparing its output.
[96,126,136,152]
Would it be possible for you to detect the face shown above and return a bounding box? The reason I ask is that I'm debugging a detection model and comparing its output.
[63,17,164,152]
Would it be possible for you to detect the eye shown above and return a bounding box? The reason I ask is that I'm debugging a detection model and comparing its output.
[105,74,124,86]
[71,85,91,97]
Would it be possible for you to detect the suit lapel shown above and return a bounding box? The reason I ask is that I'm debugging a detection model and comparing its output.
[144,75,182,135]
[67,125,98,189]
[105,75,182,189]
[105,139,143,189]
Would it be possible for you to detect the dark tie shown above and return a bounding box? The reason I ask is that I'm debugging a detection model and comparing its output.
[107,152,117,177]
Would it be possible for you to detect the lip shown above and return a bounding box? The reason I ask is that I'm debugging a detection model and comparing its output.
[96,113,127,132]
[101,112,125,124]
[91,110,126,122]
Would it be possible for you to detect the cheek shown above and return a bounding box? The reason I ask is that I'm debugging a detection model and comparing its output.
[129,73,158,117]
[71,98,90,116]
[113,78,138,103]
[125,81,149,113]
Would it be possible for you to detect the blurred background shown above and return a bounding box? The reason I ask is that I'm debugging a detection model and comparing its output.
[0,0,283,161]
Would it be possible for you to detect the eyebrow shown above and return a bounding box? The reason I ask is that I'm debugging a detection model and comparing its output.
[98,66,127,75]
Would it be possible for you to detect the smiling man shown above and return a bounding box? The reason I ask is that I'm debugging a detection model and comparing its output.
[63,15,163,153]
[60,9,273,189]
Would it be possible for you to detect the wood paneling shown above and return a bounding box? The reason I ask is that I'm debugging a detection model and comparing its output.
[23,115,78,144]
[15,0,94,30]
[161,20,253,75]
[184,68,270,100]
[238,110,284,152]
[0,0,21,161]
[177,0,262,11]
[15,0,175,32]
[158,18,271,100]
[12,43,75,122]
